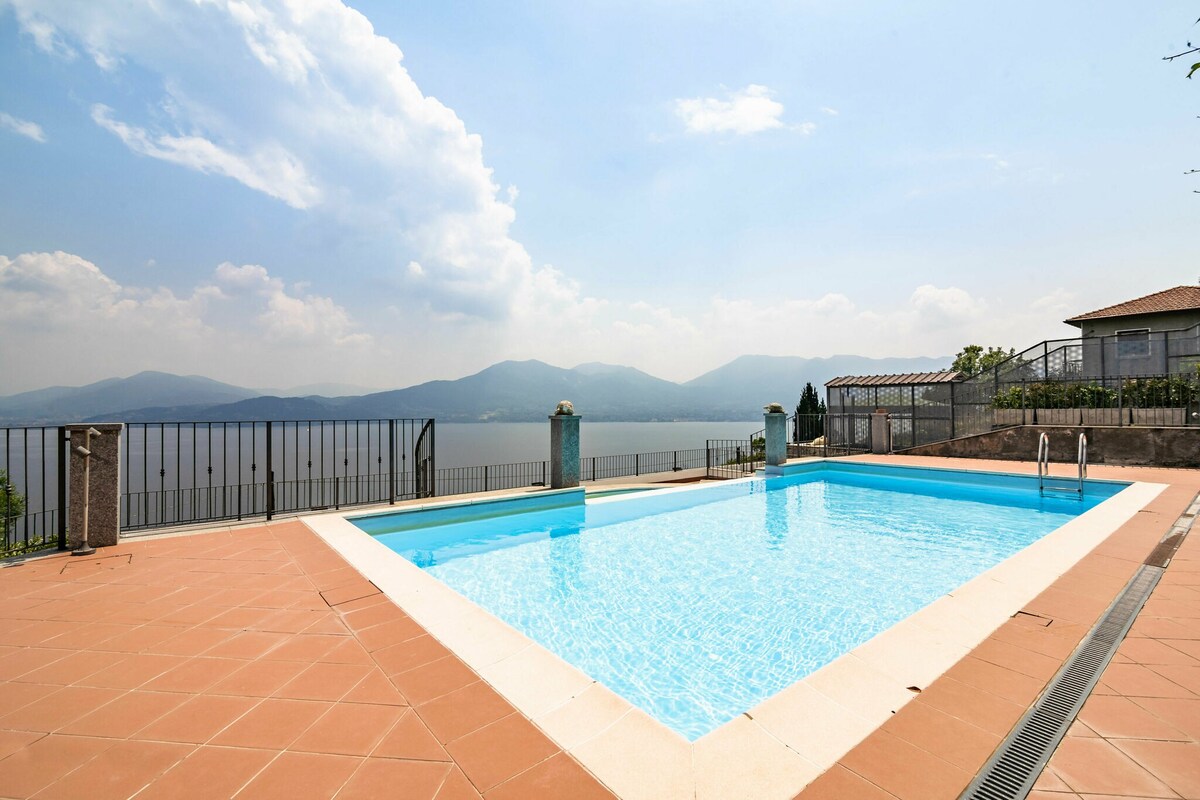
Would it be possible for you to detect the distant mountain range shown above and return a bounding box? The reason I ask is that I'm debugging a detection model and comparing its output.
[0,355,951,425]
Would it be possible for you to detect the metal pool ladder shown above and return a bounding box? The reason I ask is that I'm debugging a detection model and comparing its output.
[1038,432,1086,498]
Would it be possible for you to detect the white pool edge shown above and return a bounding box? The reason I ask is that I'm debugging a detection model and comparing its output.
[301,469,1166,800]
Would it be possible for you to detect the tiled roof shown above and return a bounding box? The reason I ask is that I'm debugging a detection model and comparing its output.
[1064,285,1200,324]
[825,370,962,387]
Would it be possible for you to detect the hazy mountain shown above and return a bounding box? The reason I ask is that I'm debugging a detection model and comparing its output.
[3,354,953,424]
[253,382,381,398]
[0,371,258,425]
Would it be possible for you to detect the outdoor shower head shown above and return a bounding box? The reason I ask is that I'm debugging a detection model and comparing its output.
[86,427,102,438]
[73,445,91,457]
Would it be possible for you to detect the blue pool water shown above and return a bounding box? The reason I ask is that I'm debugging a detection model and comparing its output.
[358,463,1124,740]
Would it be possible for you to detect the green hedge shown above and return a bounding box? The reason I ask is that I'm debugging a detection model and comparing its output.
[992,376,1198,409]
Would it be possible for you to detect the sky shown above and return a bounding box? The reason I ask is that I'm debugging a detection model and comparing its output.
[0,0,1197,394]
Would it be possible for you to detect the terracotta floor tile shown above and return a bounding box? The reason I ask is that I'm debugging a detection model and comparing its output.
[0,733,114,798]
[943,655,1048,706]
[341,670,409,706]
[94,624,185,653]
[320,581,378,608]
[1117,636,1200,666]
[290,702,405,756]
[1131,696,1200,740]
[301,615,350,635]
[59,690,187,738]
[232,750,361,800]
[1077,694,1191,741]
[840,731,972,800]
[1031,767,1072,792]
[141,656,245,693]
[1047,736,1176,796]
[795,764,896,799]
[355,617,427,653]
[1099,663,1198,699]
[333,593,391,616]
[260,633,342,662]
[77,653,189,690]
[273,661,373,701]
[203,630,291,659]
[35,739,194,800]
[317,637,374,665]
[341,598,406,631]
[881,699,1003,773]
[1111,739,1200,798]
[373,635,453,677]
[486,751,613,800]
[445,713,560,793]
[914,679,1027,736]
[0,684,125,732]
[134,693,259,743]
[204,606,278,630]
[255,609,330,634]
[0,647,73,679]
[1148,664,1200,696]
[435,767,485,800]
[392,656,479,705]
[210,697,332,750]
[0,729,43,760]
[135,746,276,800]
[0,680,59,716]
[336,758,452,800]
[21,649,127,686]
[148,626,233,657]
[373,709,451,761]
[39,623,132,650]
[417,680,518,744]
[207,658,309,697]
[970,638,1066,681]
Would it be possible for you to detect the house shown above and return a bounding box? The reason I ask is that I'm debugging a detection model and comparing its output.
[1063,285,1200,378]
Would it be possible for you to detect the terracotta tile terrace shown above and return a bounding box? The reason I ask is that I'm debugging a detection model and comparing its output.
[0,454,1197,799]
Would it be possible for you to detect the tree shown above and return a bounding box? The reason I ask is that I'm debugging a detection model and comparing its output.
[794,381,826,441]
[951,345,1015,377]
[0,469,25,540]
[1162,17,1200,190]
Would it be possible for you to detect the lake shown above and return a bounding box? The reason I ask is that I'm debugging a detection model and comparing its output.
[435,421,761,468]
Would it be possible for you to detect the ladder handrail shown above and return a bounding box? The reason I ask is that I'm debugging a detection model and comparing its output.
[1037,432,1050,492]
[1078,432,1088,489]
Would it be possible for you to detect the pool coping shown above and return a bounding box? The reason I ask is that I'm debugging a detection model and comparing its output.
[300,461,1167,800]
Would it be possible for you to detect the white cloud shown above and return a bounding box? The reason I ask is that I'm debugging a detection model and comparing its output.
[819,106,839,116]
[9,0,566,320]
[90,104,319,209]
[674,84,788,135]
[0,111,46,142]
[0,251,372,390]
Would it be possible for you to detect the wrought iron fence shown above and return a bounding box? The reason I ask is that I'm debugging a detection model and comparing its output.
[433,448,711,495]
[788,413,874,457]
[1,426,67,556]
[121,419,434,530]
[705,438,765,479]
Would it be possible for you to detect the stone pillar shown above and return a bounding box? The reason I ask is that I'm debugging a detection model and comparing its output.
[870,410,891,455]
[67,423,123,548]
[764,409,788,467]
[549,408,581,489]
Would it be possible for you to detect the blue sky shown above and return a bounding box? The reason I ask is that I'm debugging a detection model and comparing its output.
[0,1,1196,393]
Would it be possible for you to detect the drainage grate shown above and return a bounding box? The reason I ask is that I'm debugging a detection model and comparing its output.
[961,492,1198,800]
[959,565,1161,800]
[1144,533,1184,568]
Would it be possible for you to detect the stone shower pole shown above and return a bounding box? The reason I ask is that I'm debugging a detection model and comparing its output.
[550,402,581,489]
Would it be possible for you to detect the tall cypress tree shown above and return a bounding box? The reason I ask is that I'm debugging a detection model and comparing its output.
[793,382,825,441]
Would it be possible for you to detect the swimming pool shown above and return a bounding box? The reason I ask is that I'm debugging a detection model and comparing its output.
[353,461,1126,740]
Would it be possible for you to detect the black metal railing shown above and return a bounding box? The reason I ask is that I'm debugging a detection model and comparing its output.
[789,413,873,457]
[1,426,67,556]
[120,419,434,530]
[705,438,765,479]
[433,447,711,496]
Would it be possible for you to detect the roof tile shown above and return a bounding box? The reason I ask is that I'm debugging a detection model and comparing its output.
[1065,286,1200,324]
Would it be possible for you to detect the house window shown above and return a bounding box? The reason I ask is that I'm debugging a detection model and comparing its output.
[1116,328,1150,359]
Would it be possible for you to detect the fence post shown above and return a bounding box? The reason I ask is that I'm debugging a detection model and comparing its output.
[484,465,489,493]
[1118,381,1124,427]
[57,426,68,550]
[635,453,639,476]
[265,422,274,520]
[949,382,956,439]
[388,420,396,504]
